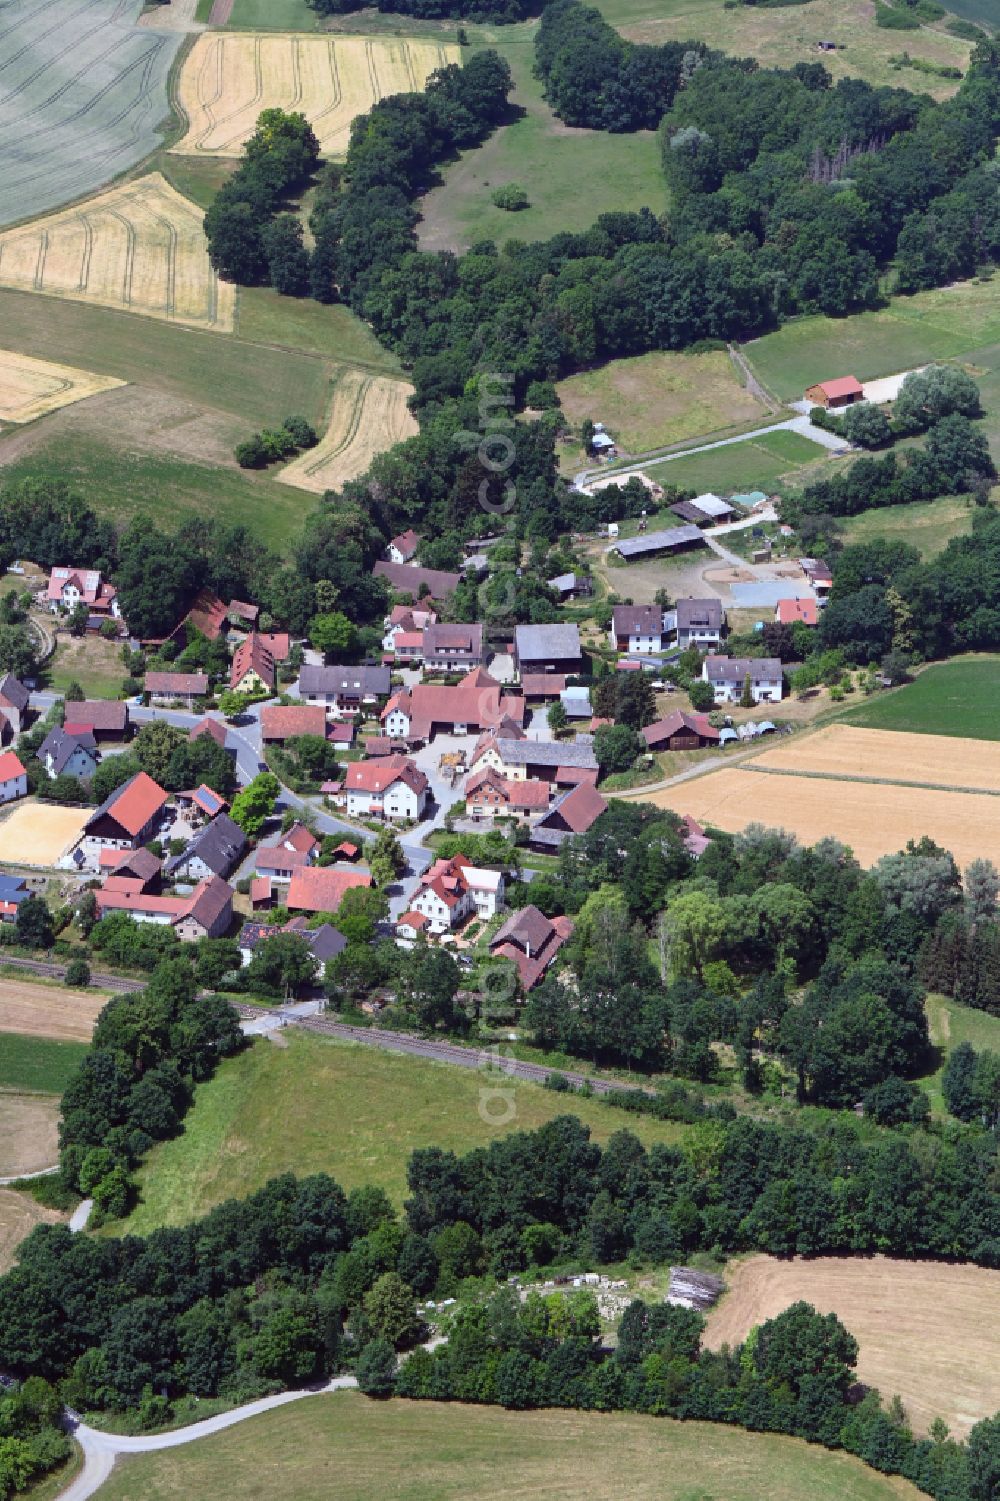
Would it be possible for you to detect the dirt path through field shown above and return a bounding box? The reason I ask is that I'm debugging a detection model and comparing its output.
[706,1255,1000,1436]
[0,1094,60,1176]
[0,982,108,1042]
[208,0,233,22]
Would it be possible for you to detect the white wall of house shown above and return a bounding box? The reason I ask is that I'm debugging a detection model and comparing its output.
[383,709,410,738]
[411,889,465,933]
[677,625,721,649]
[45,748,96,782]
[0,773,26,804]
[709,679,781,704]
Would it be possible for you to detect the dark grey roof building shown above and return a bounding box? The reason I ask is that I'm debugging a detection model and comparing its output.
[165,813,247,880]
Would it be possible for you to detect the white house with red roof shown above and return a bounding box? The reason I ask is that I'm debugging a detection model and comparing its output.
[46,567,119,617]
[96,875,233,941]
[0,751,27,804]
[344,756,429,821]
[82,771,169,852]
[387,529,420,565]
[406,853,505,935]
[382,605,436,654]
[381,668,525,743]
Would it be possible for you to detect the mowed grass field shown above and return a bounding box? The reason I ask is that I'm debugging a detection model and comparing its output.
[94,1390,928,1501]
[0,1032,89,1093]
[744,279,1000,403]
[843,659,1000,739]
[0,348,124,424]
[924,993,1000,1115]
[838,494,975,560]
[119,1032,687,1233]
[419,24,667,252]
[705,1255,1000,1436]
[0,0,182,228]
[640,426,829,494]
[604,0,970,99]
[0,980,107,1044]
[0,276,400,547]
[0,175,235,332]
[556,349,766,456]
[173,33,460,159]
[279,371,418,493]
[0,1094,59,1178]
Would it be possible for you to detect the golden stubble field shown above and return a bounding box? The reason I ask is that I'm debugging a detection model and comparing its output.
[0,347,125,423]
[0,1189,64,1276]
[0,174,236,331]
[753,724,1000,792]
[0,981,107,1043]
[625,725,1000,867]
[0,1093,59,1177]
[279,370,418,493]
[705,1255,1000,1437]
[173,33,461,159]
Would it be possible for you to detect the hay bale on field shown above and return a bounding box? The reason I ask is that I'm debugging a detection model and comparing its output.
[668,1266,726,1310]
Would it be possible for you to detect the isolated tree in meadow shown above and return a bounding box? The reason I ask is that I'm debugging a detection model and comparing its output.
[687,678,714,712]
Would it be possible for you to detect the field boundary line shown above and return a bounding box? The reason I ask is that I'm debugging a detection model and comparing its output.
[739,763,1000,797]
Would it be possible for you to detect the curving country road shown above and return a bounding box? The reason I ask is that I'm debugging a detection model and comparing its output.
[59,1376,359,1501]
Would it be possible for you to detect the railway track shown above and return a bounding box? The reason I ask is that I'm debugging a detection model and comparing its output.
[4,961,657,1101]
[0,956,139,993]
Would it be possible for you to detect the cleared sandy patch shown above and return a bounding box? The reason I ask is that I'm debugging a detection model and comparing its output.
[0,982,107,1043]
[173,33,460,159]
[705,1255,1000,1437]
[279,370,418,493]
[622,766,1000,868]
[0,1094,59,1177]
[0,347,125,424]
[0,1188,64,1275]
[753,724,1000,795]
[0,174,235,331]
[0,803,89,866]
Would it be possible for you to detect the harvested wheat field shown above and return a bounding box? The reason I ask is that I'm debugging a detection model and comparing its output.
[279,370,418,493]
[0,174,235,331]
[0,803,89,867]
[753,724,1000,794]
[0,1189,64,1276]
[173,33,460,159]
[625,767,1000,868]
[705,1255,1000,1436]
[0,1094,59,1178]
[0,347,125,424]
[0,982,107,1043]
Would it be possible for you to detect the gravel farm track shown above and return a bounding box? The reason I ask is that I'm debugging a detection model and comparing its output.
[0,0,182,228]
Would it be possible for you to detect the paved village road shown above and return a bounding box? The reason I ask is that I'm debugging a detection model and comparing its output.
[58,1378,359,1501]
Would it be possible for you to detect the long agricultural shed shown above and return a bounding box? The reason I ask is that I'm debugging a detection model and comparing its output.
[614,525,706,560]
